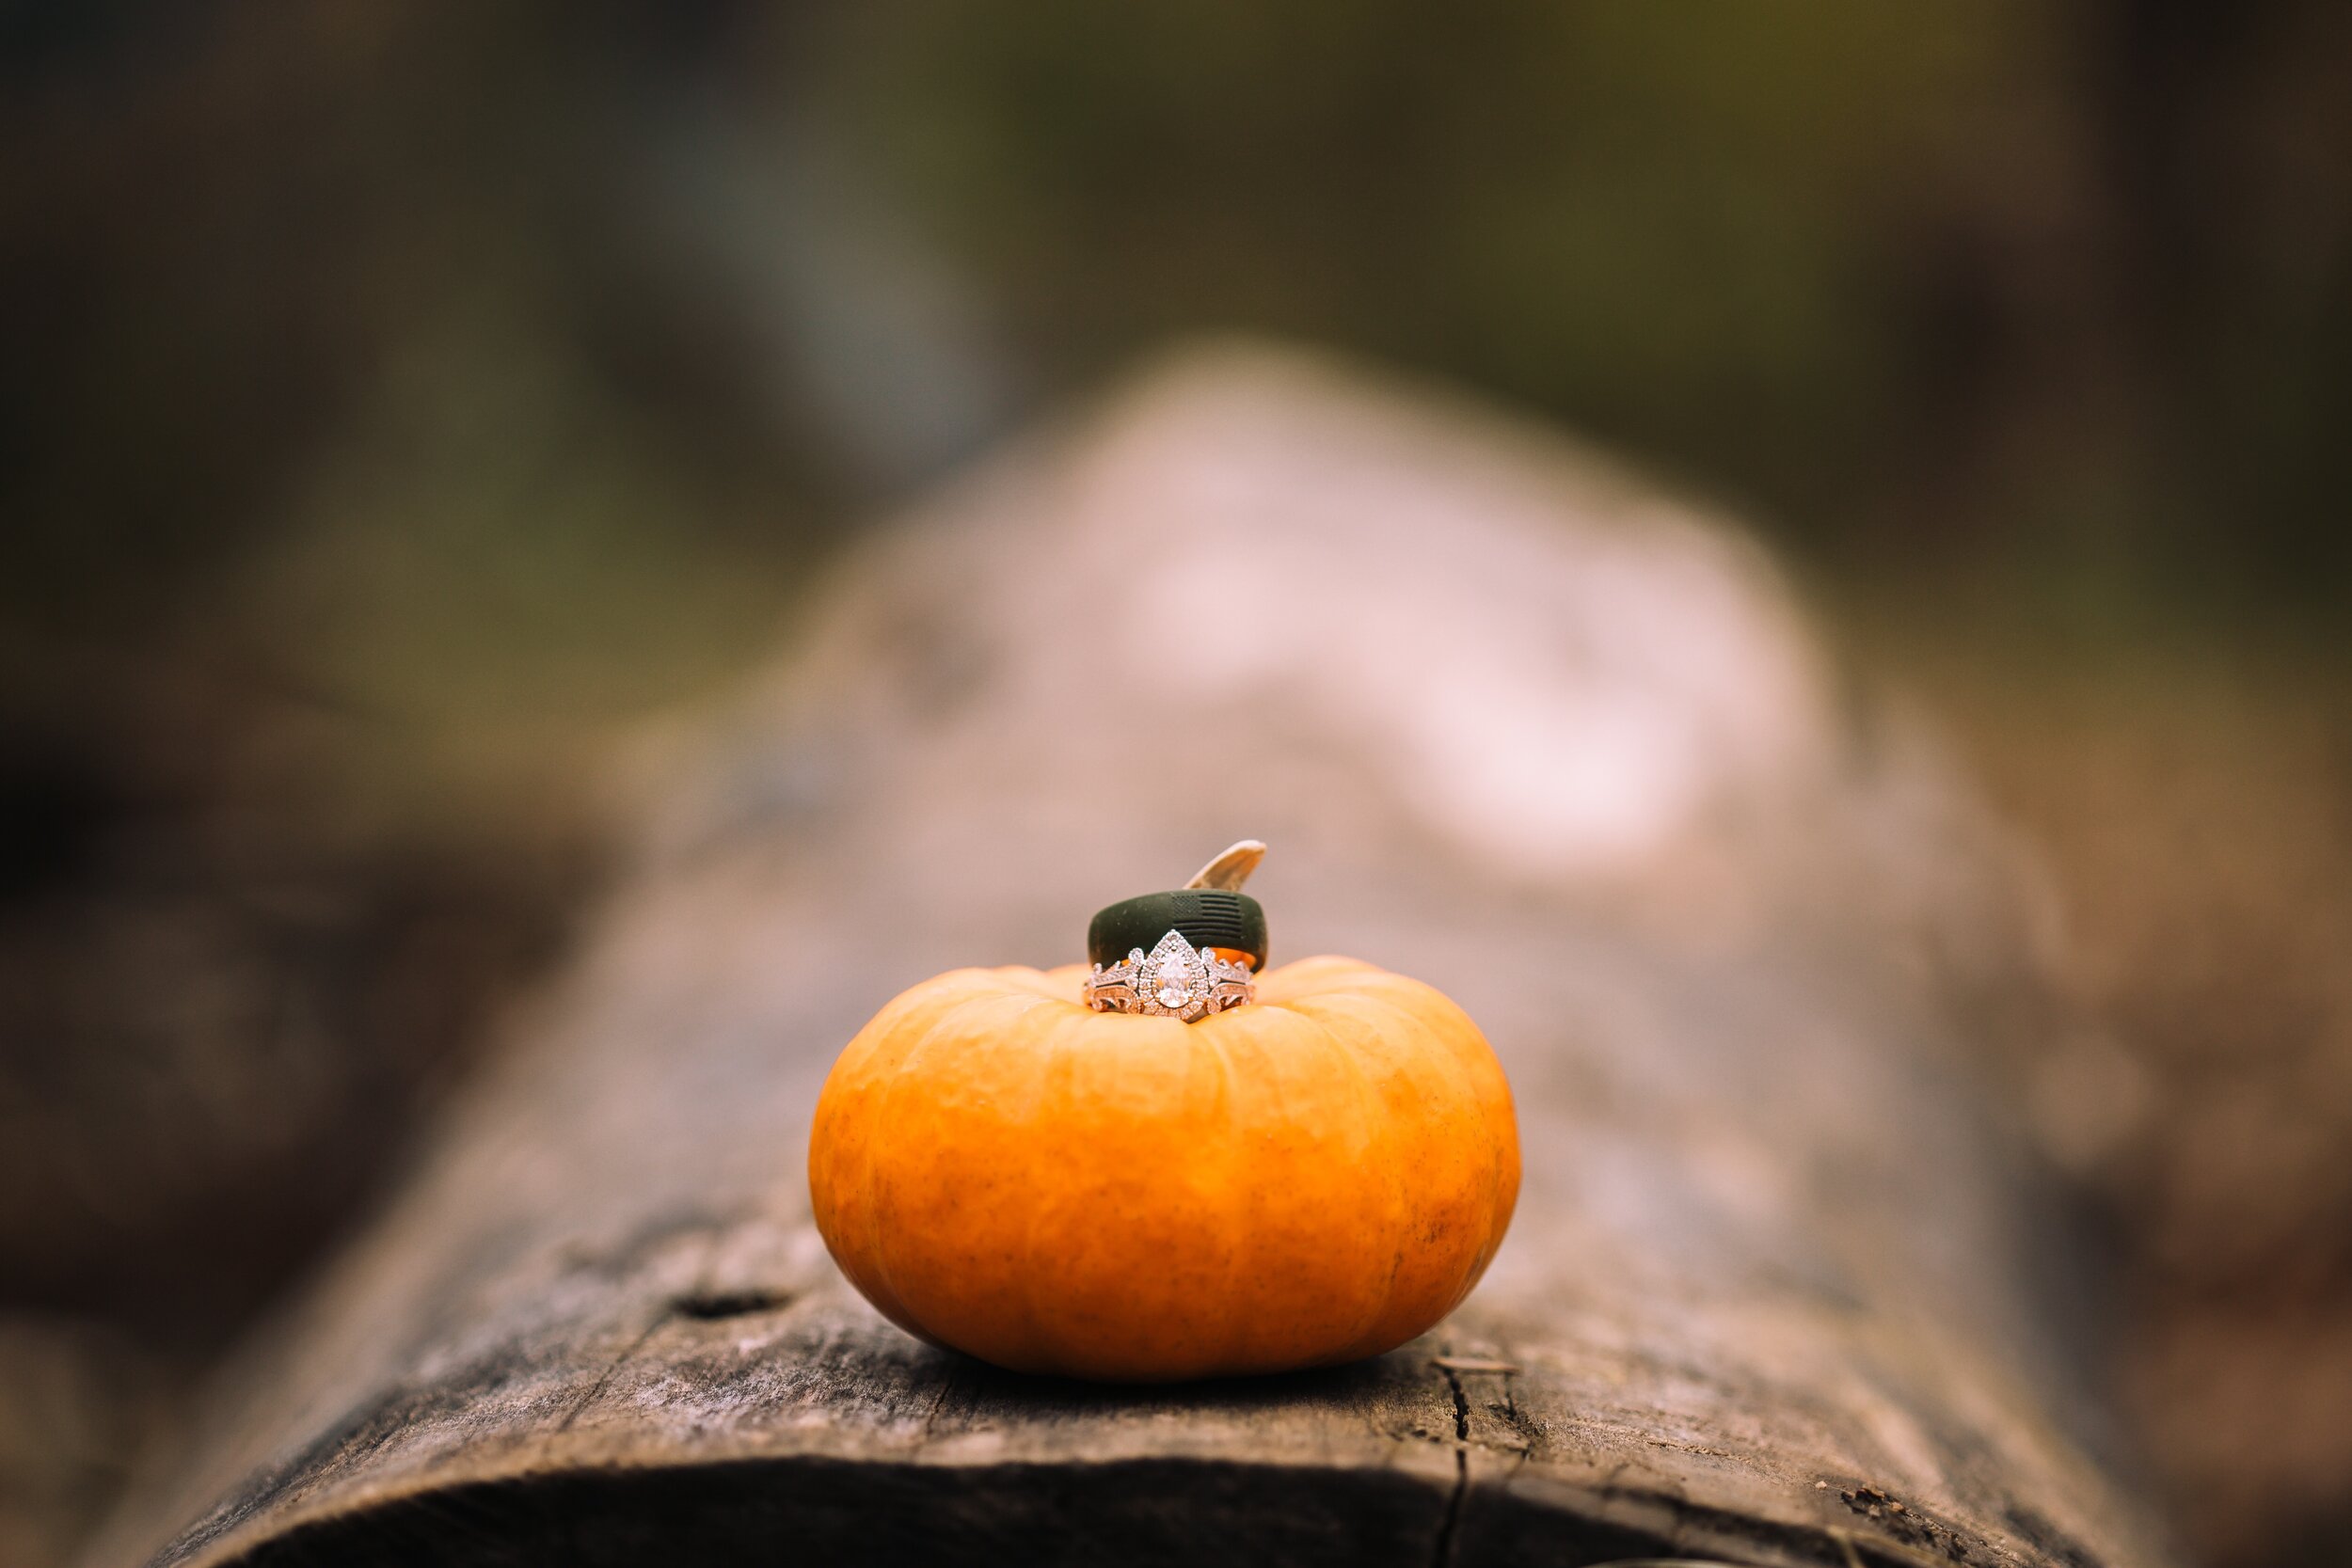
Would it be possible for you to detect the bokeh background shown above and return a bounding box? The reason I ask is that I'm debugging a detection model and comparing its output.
[4,6,2348,1566]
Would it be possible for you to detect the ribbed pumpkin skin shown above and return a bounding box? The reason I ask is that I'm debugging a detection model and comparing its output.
[808,956,1519,1382]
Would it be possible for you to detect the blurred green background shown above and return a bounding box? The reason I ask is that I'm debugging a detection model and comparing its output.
[3,5,2348,1566]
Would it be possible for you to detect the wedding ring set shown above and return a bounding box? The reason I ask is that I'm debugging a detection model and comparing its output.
[1080,855,1269,1021]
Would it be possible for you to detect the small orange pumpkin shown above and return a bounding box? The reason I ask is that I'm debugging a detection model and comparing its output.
[809,932,1519,1382]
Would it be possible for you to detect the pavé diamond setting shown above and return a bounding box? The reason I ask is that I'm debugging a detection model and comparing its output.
[1084,928,1255,1021]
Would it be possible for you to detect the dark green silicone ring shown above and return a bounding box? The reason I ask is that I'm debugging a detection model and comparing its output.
[1088,890,1268,971]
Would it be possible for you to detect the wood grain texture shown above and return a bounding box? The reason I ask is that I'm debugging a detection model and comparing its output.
[88,345,2176,1568]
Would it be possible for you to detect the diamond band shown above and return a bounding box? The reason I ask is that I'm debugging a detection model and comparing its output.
[1084,928,1255,1021]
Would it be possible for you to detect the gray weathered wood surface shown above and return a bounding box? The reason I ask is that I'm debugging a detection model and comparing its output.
[90,346,2174,1568]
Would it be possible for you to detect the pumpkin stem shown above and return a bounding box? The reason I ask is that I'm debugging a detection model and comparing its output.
[1184,840,1266,892]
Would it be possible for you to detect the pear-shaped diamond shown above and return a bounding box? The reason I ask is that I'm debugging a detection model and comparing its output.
[1145,929,1200,1010]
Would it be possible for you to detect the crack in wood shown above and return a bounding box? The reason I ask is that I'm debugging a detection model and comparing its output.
[917,1375,955,1443]
[1430,1360,1471,1568]
[553,1310,672,1435]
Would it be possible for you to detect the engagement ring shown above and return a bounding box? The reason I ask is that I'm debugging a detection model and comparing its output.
[1085,929,1255,1020]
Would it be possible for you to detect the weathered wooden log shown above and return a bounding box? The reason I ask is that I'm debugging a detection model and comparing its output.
[89,345,2176,1568]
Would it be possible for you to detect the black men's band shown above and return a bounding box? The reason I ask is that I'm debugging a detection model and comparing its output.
[1088,889,1268,972]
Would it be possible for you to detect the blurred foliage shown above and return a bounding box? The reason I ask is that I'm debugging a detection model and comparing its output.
[812,0,2352,628]
[5,1,2348,689]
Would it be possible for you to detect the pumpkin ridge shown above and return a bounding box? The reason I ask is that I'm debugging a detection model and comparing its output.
[1007,1002,1104,1374]
[1204,1000,1337,1373]
[1302,989,1450,1362]
[863,983,1048,1339]
[1291,981,1503,1349]
[1300,1006,1412,1360]
[813,975,988,1336]
[1190,1002,1252,1374]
